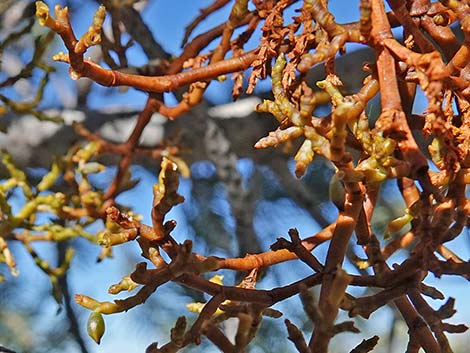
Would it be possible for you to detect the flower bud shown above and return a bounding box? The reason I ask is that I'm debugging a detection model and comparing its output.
[87,311,105,344]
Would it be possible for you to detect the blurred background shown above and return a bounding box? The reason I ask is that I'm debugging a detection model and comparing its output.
[0,1,469,352]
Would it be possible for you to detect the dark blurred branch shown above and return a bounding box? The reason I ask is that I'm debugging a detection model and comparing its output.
[57,241,90,353]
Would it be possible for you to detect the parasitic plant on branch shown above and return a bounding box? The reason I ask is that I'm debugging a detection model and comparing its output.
[1,0,470,352]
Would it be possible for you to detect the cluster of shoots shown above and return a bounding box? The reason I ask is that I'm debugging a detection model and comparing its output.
[0,141,107,296]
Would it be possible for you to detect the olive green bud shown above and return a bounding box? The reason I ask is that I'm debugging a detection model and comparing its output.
[381,138,396,156]
[74,141,101,163]
[384,213,413,239]
[87,311,105,344]
[329,172,346,211]
[78,162,105,175]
